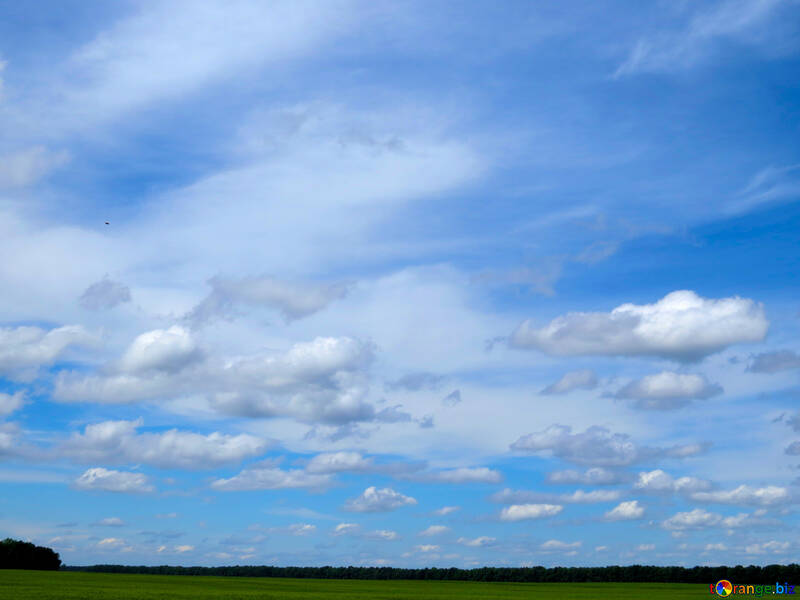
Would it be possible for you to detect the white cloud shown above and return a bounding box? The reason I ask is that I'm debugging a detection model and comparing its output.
[175,545,195,553]
[409,467,503,484]
[614,371,723,409]
[64,419,268,469]
[79,277,131,311]
[0,146,69,188]
[305,451,373,474]
[634,469,712,494]
[288,523,316,536]
[211,465,331,491]
[0,325,94,378]
[95,517,125,527]
[748,349,800,373]
[511,424,706,466]
[663,508,768,531]
[690,485,792,506]
[604,500,645,521]
[540,539,582,551]
[367,530,399,541]
[414,544,440,552]
[0,391,25,417]
[541,370,598,395]
[332,523,360,536]
[491,488,621,504]
[636,544,655,551]
[74,467,154,493]
[745,540,790,555]
[546,468,628,486]
[499,504,563,522]
[56,1,359,127]
[433,506,460,516]
[705,543,728,552]
[731,164,800,214]
[615,0,789,77]
[344,486,417,512]
[56,335,378,426]
[419,525,449,537]
[510,291,768,362]
[118,326,203,374]
[97,537,126,548]
[663,508,720,530]
[187,275,350,326]
[458,536,495,547]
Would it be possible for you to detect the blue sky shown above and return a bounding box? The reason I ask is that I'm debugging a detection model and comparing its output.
[1,0,800,568]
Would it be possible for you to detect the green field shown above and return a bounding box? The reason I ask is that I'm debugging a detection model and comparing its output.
[0,570,712,599]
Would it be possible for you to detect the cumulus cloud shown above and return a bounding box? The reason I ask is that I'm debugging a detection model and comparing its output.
[748,350,800,373]
[510,291,768,362]
[614,372,723,409]
[0,391,25,417]
[118,326,203,374]
[367,529,399,541]
[634,469,712,494]
[332,523,360,536]
[604,500,645,521]
[511,424,707,466]
[541,370,598,395]
[63,419,268,469]
[407,467,502,485]
[79,277,131,310]
[745,540,790,555]
[499,504,563,521]
[458,536,495,547]
[663,508,770,531]
[56,335,378,426]
[414,544,439,553]
[690,485,792,506]
[211,464,331,492]
[540,539,582,552]
[0,325,94,378]
[74,467,154,493]
[491,488,621,505]
[546,467,629,486]
[344,486,417,512]
[186,275,350,326]
[305,451,373,474]
[419,525,449,536]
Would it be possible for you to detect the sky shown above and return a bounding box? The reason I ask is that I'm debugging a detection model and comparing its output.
[1,0,800,569]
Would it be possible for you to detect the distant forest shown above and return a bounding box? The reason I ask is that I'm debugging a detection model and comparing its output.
[65,563,800,583]
[0,539,61,570]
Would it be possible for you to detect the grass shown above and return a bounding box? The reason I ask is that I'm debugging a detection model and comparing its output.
[0,570,712,599]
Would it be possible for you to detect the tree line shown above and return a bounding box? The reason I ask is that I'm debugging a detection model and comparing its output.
[0,538,61,570]
[64,563,800,583]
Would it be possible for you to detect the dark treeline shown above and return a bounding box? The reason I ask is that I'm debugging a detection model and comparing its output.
[64,563,800,583]
[0,538,61,570]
